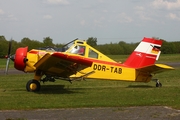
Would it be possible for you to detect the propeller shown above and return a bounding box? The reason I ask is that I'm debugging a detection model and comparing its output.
[5,39,12,75]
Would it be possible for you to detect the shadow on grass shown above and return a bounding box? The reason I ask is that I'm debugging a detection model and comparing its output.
[37,85,82,94]
[127,85,154,88]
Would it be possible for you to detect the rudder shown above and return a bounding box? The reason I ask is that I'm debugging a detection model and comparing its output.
[123,37,162,68]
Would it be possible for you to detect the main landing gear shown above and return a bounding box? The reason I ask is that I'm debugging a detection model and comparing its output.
[26,79,41,92]
[26,75,56,92]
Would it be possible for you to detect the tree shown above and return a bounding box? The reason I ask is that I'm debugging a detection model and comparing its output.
[0,36,8,57]
[21,37,44,50]
[21,37,31,46]
[87,37,97,47]
[118,41,135,54]
[95,44,110,54]
[43,37,54,47]
[161,40,176,54]
[109,43,124,55]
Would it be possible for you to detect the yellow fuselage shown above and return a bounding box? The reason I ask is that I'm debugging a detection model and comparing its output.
[24,40,152,83]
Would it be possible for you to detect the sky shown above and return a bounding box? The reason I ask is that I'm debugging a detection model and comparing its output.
[0,0,180,44]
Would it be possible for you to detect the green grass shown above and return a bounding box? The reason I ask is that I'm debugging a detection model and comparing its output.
[0,54,180,110]
[0,70,180,110]
[0,58,14,70]
[158,54,180,62]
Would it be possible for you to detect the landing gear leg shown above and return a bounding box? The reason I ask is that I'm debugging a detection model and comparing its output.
[26,79,41,92]
[26,70,43,92]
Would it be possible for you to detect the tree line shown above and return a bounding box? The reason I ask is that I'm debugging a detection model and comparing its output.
[0,36,180,58]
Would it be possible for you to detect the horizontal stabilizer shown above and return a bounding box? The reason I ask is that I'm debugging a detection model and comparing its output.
[137,64,174,74]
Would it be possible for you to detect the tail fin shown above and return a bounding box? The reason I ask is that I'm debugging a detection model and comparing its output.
[123,37,162,68]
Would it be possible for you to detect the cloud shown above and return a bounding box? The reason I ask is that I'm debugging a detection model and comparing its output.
[134,6,144,11]
[93,17,105,27]
[0,9,18,21]
[152,0,180,10]
[46,0,69,5]
[116,13,133,23]
[7,14,18,21]
[167,13,180,20]
[0,9,4,15]
[43,15,53,19]
[134,6,153,21]
[80,20,86,26]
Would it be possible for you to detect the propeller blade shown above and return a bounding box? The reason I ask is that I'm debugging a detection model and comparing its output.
[7,39,12,57]
[5,40,12,75]
[5,57,10,74]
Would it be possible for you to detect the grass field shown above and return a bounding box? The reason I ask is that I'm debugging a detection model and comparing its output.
[0,54,180,110]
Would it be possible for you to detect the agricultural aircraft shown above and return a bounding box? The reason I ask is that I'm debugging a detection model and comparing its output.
[6,37,174,92]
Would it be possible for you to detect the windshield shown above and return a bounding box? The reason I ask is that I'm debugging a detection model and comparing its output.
[68,45,85,55]
[61,38,78,52]
[69,45,80,54]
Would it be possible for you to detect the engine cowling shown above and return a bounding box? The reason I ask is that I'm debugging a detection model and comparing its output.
[14,47,28,71]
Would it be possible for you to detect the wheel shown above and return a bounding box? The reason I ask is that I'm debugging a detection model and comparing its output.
[26,79,41,92]
[156,83,162,87]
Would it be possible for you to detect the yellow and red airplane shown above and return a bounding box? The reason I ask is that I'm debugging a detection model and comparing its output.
[7,37,174,92]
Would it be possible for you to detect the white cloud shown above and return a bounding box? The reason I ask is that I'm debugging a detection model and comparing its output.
[0,9,18,21]
[2,0,180,43]
[117,13,133,23]
[138,14,153,21]
[46,0,69,5]
[43,15,52,19]
[152,0,180,10]
[167,13,180,20]
[93,17,105,27]
[80,20,86,26]
[134,6,144,11]
[7,14,18,21]
[134,7,153,21]
[0,9,4,15]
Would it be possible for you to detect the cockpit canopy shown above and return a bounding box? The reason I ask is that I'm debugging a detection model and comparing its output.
[69,45,85,55]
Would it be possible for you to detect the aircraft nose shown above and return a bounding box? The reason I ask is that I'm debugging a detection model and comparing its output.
[14,47,28,71]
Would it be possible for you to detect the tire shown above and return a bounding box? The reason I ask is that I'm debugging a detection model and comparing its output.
[156,83,162,87]
[26,79,41,92]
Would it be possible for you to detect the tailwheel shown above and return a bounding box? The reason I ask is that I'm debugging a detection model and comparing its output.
[152,79,162,87]
[156,82,162,87]
[155,79,162,87]
[26,79,41,92]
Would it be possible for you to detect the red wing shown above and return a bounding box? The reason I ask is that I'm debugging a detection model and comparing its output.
[34,52,93,78]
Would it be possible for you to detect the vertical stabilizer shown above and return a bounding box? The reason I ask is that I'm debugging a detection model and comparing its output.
[123,37,162,68]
